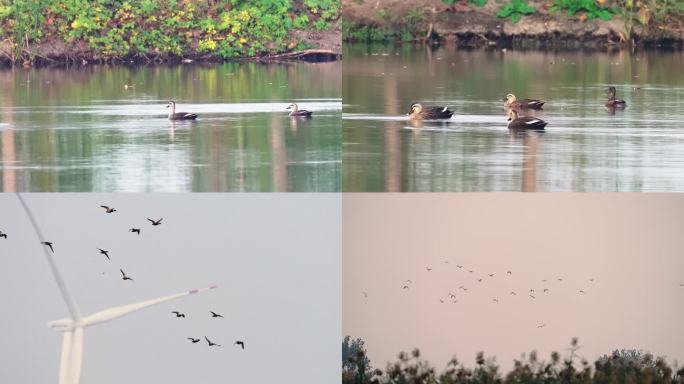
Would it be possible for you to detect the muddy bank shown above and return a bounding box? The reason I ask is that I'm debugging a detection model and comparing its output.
[343,0,684,49]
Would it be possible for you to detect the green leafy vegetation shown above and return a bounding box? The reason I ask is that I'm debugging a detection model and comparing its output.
[442,0,488,6]
[496,0,536,23]
[551,0,615,21]
[343,336,684,384]
[0,0,340,65]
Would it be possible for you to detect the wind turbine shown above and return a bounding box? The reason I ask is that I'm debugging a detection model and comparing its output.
[17,194,218,384]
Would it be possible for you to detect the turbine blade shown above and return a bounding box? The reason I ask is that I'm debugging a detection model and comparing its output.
[68,328,84,384]
[81,285,218,327]
[58,331,73,384]
[16,194,82,321]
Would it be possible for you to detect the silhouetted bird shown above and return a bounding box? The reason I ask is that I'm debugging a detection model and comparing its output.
[205,336,221,347]
[172,311,186,318]
[542,279,547,282]
[507,270,512,275]
[448,293,456,299]
[488,273,495,277]
[426,267,432,271]
[529,295,536,299]
[477,278,483,282]
[0,232,7,239]
[402,285,409,289]
[97,248,110,260]
[439,299,444,303]
[129,228,141,235]
[530,289,535,293]
[510,291,517,295]
[456,265,463,269]
[557,278,563,281]
[235,341,245,350]
[468,270,474,273]
[187,338,200,343]
[210,311,223,318]
[579,290,585,294]
[492,298,499,303]
[147,218,163,226]
[537,324,546,329]
[120,269,133,281]
[41,241,54,253]
[543,288,549,293]
[589,278,595,282]
[405,280,413,284]
[100,205,117,213]
[362,291,368,298]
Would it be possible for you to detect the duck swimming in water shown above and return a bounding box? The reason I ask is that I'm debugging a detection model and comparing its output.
[286,103,313,117]
[407,103,453,120]
[605,86,627,108]
[166,101,198,120]
[504,94,545,110]
[507,110,547,130]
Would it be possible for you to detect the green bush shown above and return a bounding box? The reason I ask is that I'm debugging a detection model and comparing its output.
[496,0,536,23]
[551,0,615,21]
[0,0,340,63]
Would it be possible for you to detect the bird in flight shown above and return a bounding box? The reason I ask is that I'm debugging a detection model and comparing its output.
[492,298,499,303]
[557,278,563,282]
[443,260,450,264]
[468,270,474,273]
[477,278,483,282]
[402,285,409,289]
[439,299,444,303]
[97,248,110,260]
[529,294,536,299]
[129,228,141,235]
[205,336,221,347]
[120,269,133,281]
[0,231,7,239]
[543,288,549,293]
[456,265,463,269]
[448,292,456,299]
[187,338,200,343]
[507,270,512,275]
[172,311,186,318]
[579,290,586,294]
[488,273,495,277]
[589,278,595,282]
[235,341,245,350]
[542,279,547,283]
[362,291,368,298]
[210,311,223,318]
[537,324,546,329]
[147,218,163,226]
[529,289,535,293]
[405,280,413,284]
[41,241,54,253]
[100,205,117,213]
[426,266,432,271]
[510,291,517,295]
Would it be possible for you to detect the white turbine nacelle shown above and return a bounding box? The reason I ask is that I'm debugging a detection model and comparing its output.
[48,319,75,332]
[16,194,219,384]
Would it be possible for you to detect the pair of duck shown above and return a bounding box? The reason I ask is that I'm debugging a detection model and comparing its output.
[165,101,313,120]
[407,94,547,130]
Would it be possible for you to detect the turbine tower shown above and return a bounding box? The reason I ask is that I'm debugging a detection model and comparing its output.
[17,194,218,384]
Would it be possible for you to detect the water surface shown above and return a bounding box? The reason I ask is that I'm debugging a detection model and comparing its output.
[0,62,341,192]
[343,44,684,192]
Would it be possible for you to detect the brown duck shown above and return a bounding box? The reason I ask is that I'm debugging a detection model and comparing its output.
[407,103,453,120]
[507,110,547,130]
[504,94,545,110]
[605,86,626,108]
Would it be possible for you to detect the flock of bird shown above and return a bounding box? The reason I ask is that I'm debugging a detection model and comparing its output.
[406,85,628,131]
[361,259,605,329]
[165,100,313,120]
[3,204,246,351]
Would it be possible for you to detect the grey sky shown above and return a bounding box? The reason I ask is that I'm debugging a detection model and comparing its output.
[0,193,340,383]
[343,194,684,372]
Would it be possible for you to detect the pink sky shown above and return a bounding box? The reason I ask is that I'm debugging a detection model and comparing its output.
[343,194,684,372]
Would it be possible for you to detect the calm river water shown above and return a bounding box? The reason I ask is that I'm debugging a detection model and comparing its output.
[0,62,341,192]
[343,44,684,192]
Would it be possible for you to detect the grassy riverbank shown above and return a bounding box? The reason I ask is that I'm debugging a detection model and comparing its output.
[343,0,684,49]
[0,0,341,66]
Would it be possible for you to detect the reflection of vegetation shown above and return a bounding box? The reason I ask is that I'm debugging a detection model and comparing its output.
[342,336,684,384]
[342,7,426,43]
[496,0,537,23]
[0,0,339,65]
